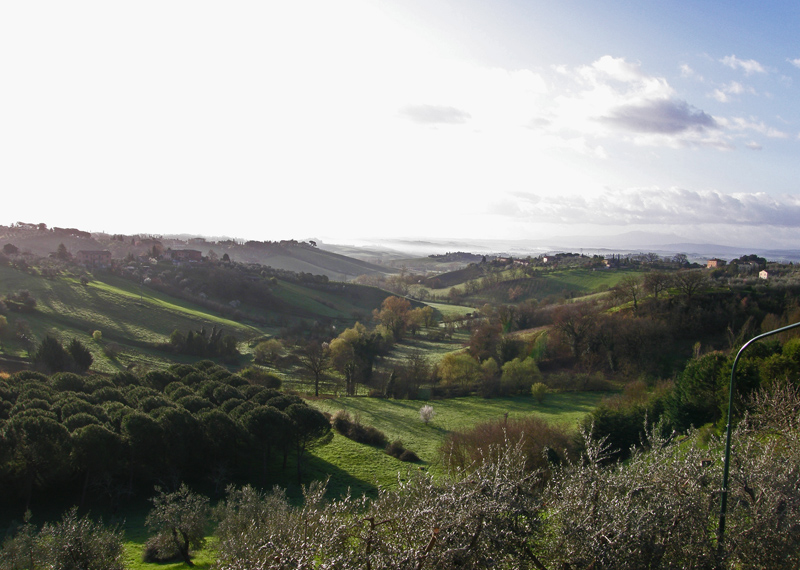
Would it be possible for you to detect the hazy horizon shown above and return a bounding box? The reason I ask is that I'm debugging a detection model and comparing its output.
[3,1,800,249]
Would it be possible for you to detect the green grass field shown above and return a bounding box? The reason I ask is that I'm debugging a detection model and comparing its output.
[309,392,605,493]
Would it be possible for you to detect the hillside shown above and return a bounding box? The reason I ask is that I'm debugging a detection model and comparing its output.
[0,225,394,281]
[0,261,401,374]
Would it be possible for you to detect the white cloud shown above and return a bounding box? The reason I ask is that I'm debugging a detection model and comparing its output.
[789,58,800,69]
[542,56,731,150]
[712,89,729,103]
[679,63,701,80]
[720,55,766,75]
[746,141,763,150]
[721,117,790,138]
[710,81,755,103]
[502,188,800,227]
[399,105,471,125]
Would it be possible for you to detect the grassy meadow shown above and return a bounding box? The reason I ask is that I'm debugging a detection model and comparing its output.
[308,392,605,494]
[109,391,606,570]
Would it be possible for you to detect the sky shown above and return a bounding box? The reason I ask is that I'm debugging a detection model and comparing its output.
[2,0,800,249]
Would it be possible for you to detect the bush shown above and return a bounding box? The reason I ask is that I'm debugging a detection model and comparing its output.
[332,410,387,447]
[385,439,420,462]
[0,507,125,570]
[531,382,548,403]
[442,415,575,475]
[398,449,420,462]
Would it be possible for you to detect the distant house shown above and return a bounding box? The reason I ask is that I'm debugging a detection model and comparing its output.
[707,258,726,268]
[164,249,203,263]
[75,250,111,267]
[759,270,769,280]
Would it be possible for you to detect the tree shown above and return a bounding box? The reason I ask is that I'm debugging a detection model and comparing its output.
[551,303,599,361]
[67,338,93,372]
[391,350,431,399]
[643,270,673,301]
[145,484,209,566]
[286,404,331,482]
[328,323,382,395]
[296,341,330,397]
[420,404,435,424]
[55,243,70,261]
[438,352,483,392]
[611,275,643,313]
[71,424,124,507]
[242,405,292,479]
[674,269,708,299]
[500,357,542,395]
[33,336,70,373]
[374,296,412,340]
[666,351,728,431]
[468,320,503,362]
[3,243,19,255]
[3,413,72,510]
[672,253,688,266]
[253,338,283,366]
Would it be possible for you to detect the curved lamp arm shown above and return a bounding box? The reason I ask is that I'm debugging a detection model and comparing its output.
[718,320,800,554]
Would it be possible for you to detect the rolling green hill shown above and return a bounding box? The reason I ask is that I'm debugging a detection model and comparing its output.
[0,263,401,374]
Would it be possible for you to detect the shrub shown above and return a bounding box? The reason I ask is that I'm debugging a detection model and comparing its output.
[385,439,420,462]
[530,382,548,403]
[4,507,125,570]
[398,449,420,462]
[420,404,435,424]
[332,410,387,447]
[442,415,575,475]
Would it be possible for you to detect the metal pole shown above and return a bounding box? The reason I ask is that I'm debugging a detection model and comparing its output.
[717,320,800,555]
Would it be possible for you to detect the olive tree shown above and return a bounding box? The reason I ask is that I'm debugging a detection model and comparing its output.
[144,484,209,566]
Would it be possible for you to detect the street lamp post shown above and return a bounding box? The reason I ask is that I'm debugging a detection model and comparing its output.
[717,320,800,557]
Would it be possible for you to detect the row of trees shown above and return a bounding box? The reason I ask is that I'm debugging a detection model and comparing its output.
[0,361,332,511]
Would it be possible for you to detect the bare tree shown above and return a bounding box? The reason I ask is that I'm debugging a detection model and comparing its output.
[296,340,330,397]
[644,270,673,301]
[674,269,708,298]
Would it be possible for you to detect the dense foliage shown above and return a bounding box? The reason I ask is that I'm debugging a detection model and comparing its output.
[0,361,330,510]
[208,383,800,569]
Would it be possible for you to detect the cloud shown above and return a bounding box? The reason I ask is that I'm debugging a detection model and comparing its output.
[399,104,472,125]
[789,58,800,69]
[720,55,766,75]
[746,141,763,150]
[679,63,700,80]
[720,117,789,138]
[583,55,644,83]
[544,56,730,149]
[601,99,718,134]
[504,188,800,227]
[710,81,754,103]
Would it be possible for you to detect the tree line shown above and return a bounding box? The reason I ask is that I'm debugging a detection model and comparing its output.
[0,360,331,512]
